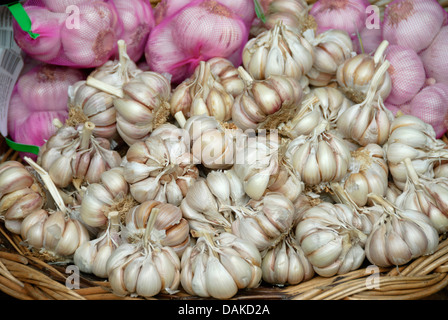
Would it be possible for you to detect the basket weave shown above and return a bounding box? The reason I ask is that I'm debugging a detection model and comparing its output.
[1,0,448,301]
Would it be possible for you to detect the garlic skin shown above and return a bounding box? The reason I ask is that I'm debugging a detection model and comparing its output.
[294,202,369,277]
[285,122,352,188]
[232,134,303,202]
[336,41,392,104]
[170,61,233,122]
[342,144,389,207]
[261,235,314,286]
[231,193,297,252]
[123,123,199,205]
[124,200,191,257]
[365,195,439,268]
[114,71,172,146]
[383,115,448,190]
[243,22,314,81]
[74,212,122,278]
[37,122,122,188]
[106,243,181,298]
[306,29,354,76]
[80,167,130,228]
[21,209,90,258]
[67,40,141,140]
[232,67,303,131]
[0,162,45,234]
[180,232,262,299]
[278,87,352,139]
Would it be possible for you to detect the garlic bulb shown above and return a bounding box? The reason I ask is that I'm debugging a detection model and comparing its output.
[0,161,45,234]
[337,40,392,104]
[106,210,181,298]
[252,0,313,37]
[38,122,122,188]
[294,202,369,277]
[231,193,296,252]
[341,144,389,207]
[232,134,303,202]
[114,71,172,146]
[123,123,199,205]
[394,158,448,234]
[124,200,191,256]
[284,122,352,188]
[180,232,262,299]
[232,67,303,131]
[306,29,354,76]
[336,60,395,146]
[384,115,448,190]
[80,167,131,228]
[21,209,90,258]
[278,87,352,138]
[68,40,141,140]
[179,114,236,170]
[74,211,122,278]
[170,61,233,122]
[243,21,314,80]
[261,235,314,286]
[208,57,245,97]
[180,173,248,235]
[365,194,439,268]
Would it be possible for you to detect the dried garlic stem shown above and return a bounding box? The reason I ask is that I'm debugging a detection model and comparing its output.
[174,111,187,129]
[85,76,124,98]
[80,121,95,150]
[373,40,389,65]
[23,157,67,214]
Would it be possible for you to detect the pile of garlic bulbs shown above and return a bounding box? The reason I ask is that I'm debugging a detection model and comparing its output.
[5,10,448,300]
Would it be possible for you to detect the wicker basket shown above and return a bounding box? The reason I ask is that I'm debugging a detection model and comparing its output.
[1,0,448,302]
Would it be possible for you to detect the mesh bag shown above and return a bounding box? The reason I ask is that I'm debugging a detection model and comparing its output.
[420,26,448,84]
[111,0,155,62]
[13,0,123,68]
[409,83,448,138]
[309,0,370,37]
[384,44,426,106]
[7,64,85,157]
[382,0,446,53]
[352,25,383,55]
[154,0,255,28]
[145,0,249,84]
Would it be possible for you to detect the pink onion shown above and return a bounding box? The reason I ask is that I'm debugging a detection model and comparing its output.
[382,0,446,53]
[309,0,370,37]
[409,83,448,138]
[111,0,155,62]
[385,45,426,106]
[146,0,249,84]
[8,65,85,158]
[420,26,448,84]
[154,0,255,28]
[14,1,120,68]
